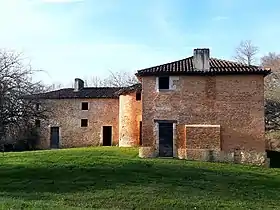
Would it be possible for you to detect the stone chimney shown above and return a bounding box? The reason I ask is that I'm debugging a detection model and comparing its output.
[74,78,84,91]
[193,48,210,71]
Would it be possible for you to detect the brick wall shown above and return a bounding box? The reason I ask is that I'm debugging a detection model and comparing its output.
[38,98,119,149]
[185,125,220,150]
[119,92,142,146]
[141,74,265,155]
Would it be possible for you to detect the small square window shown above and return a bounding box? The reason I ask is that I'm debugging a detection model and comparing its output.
[81,102,88,110]
[81,119,88,127]
[35,119,40,127]
[158,76,169,89]
[136,92,141,101]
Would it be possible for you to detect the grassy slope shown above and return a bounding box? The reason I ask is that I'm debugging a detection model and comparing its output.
[0,147,279,209]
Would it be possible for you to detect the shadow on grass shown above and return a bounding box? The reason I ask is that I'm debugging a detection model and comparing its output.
[0,159,280,206]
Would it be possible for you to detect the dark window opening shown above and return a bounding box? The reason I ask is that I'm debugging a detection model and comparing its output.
[158,76,169,89]
[81,102,88,110]
[103,126,112,146]
[139,121,142,145]
[136,92,141,101]
[36,103,40,111]
[35,119,40,127]
[267,150,280,168]
[81,119,88,127]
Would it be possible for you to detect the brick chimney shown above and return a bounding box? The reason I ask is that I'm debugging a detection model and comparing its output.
[74,78,84,91]
[193,48,210,71]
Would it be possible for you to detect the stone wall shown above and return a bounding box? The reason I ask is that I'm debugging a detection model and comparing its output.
[140,74,265,162]
[184,149,266,165]
[119,92,142,147]
[38,98,119,149]
[139,146,267,165]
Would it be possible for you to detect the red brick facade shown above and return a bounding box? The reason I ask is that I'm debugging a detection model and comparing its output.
[36,48,269,165]
[140,75,266,165]
[37,74,267,165]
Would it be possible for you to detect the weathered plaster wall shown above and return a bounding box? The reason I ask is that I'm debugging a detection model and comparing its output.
[119,92,142,147]
[38,98,119,149]
[140,75,265,163]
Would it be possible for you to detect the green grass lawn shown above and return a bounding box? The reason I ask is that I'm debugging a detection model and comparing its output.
[0,147,280,209]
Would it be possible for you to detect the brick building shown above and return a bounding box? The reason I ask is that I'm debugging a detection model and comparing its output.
[34,48,271,165]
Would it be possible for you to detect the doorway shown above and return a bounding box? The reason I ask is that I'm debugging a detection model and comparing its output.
[139,121,142,145]
[158,123,173,157]
[103,126,112,146]
[50,127,59,149]
[267,150,280,168]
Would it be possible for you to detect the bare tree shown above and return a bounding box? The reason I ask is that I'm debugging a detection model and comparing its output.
[84,76,105,87]
[262,52,280,90]
[260,52,280,132]
[0,49,49,151]
[265,96,280,132]
[234,40,259,65]
[49,83,63,91]
[86,70,138,87]
[265,90,280,150]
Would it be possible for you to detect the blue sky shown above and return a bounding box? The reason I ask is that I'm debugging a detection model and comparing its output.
[0,0,280,86]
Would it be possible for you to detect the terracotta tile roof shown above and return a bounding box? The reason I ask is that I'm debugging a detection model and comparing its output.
[116,83,142,95]
[136,56,271,76]
[29,87,124,99]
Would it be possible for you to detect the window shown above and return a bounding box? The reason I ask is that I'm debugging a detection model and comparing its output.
[35,119,40,127]
[36,103,40,111]
[136,92,141,101]
[81,102,88,110]
[81,119,88,127]
[158,76,169,90]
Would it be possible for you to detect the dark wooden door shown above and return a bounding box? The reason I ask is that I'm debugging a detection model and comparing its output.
[103,126,112,146]
[50,127,59,149]
[159,123,173,157]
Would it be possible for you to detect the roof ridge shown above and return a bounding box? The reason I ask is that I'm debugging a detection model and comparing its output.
[137,56,262,72]
[137,56,193,72]
[28,86,123,99]
[136,54,270,76]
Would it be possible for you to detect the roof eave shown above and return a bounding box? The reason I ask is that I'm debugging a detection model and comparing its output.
[136,70,271,77]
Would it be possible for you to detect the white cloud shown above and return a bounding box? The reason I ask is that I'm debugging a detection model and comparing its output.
[0,0,185,86]
[212,16,229,21]
[1,0,231,87]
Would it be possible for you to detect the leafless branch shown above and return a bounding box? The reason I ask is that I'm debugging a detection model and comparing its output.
[234,40,259,65]
[85,70,138,87]
[0,49,50,151]
[261,51,280,132]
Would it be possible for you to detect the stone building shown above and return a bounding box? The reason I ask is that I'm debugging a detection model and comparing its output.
[36,81,142,149]
[34,48,271,165]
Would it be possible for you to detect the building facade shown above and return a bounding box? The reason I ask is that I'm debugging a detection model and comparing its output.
[34,48,271,165]
[37,83,142,149]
